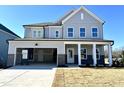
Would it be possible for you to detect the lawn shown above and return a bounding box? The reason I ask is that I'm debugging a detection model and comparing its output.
[52,67,124,87]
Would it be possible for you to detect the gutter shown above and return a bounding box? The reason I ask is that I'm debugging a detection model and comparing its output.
[111,41,114,46]
[43,26,45,38]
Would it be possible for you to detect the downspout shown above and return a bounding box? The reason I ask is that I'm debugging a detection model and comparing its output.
[43,26,45,38]
[62,25,63,39]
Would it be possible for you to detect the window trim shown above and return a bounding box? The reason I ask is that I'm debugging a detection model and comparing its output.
[81,48,87,60]
[67,27,74,38]
[91,27,99,38]
[96,48,100,60]
[79,27,86,38]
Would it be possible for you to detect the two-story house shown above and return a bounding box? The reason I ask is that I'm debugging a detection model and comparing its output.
[0,24,20,68]
[7,6,114,67]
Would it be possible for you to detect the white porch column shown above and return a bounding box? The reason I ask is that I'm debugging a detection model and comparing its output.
[93,44,97,66]
[78,43,81,66]
[108,44,112,66]
[13,48,16,66]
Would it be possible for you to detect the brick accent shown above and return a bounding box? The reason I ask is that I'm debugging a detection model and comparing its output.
[74,55,78,64]
[80,55,105,66]
[16,54,22,65]
[7,54,14,67]
[57,54,66,66]
[97,55,105,65]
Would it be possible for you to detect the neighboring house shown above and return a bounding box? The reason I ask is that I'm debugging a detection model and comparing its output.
[8,6,114,67]
[0,24,20,67]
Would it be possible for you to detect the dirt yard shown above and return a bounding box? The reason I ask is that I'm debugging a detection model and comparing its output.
[52,67,124,87]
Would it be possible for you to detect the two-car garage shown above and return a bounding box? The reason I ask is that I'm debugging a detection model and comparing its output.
[16,48,57,65]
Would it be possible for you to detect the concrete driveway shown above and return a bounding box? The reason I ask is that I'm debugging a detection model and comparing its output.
[0,64,56,87]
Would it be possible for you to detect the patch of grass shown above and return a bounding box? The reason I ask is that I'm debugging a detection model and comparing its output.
[52,68,124,87]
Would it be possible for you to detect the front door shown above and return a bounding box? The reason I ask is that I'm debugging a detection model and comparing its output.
[67,48,74,63]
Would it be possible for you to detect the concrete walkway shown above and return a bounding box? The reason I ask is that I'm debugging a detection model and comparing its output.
[0,65,56,87]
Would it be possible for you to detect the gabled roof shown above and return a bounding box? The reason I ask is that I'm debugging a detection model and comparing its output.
[56,10,75,24]
[23,22,61,27]
[23,10,75,27]
[62,6,105,24]
[0,24,20,37]
[23,6,104,27]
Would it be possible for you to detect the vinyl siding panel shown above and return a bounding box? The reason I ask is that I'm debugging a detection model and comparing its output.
[0,30,18,63]
[45,27,49,38]
[24,28,32,38]
[63,9,103,39]
[48,26,62,38]
[24,27,44,38]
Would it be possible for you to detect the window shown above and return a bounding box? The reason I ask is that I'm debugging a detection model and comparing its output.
[33,31,37,38]
[92,28,98,37]
[96,48,100,60]
[22,50,28,59]
[81,48,87,59]
[68,28,73,37]
[38,31,41,37]
[80,28,85,37]
[81,13,84,20]
[56,31,59,38]
[33,31,42,38]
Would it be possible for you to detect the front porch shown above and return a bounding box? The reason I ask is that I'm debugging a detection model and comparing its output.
[64,40,113,67]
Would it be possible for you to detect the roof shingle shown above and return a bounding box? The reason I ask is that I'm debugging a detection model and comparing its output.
[0,24,20,37]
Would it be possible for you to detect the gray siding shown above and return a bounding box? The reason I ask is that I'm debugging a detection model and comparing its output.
[48,26,62,38]
[0,30,18,64]
[24,28,32,38]
[24,27,44,38]
[24,8,104,40]
[63,9,103,39]
[45,27,49,38]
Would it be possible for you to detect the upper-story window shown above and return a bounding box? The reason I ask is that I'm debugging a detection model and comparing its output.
[33,31,37,38]
[33,31,42,38]
[38,31,42,37]
[68,28,74,38]
[56,31,59,38]
[92,28,98,38]
[80,28,85,38]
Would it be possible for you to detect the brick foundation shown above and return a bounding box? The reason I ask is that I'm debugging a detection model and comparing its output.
[7,54,14,67]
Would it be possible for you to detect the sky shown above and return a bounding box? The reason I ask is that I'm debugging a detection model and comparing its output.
[0,5,124,49]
